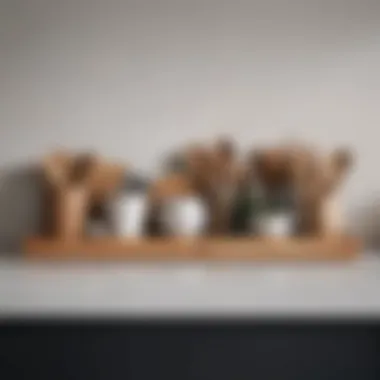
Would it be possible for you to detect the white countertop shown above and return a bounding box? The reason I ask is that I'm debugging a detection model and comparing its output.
[1,253,380,318]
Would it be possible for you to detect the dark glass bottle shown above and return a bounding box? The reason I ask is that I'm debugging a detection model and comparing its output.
[230,184,266,235]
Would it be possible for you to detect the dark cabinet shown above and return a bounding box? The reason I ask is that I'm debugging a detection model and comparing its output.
[1,321,379,380]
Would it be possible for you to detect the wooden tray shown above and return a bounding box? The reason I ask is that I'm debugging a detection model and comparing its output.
[24,236,360,261]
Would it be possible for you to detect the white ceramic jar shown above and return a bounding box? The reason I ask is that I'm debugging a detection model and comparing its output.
[161,196,208,237]
[255,212,295,238]
[111,193,148,238]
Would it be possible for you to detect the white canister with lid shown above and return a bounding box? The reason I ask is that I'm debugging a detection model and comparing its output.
[112,192,148,238]
[255,211,295,238]
[161,196,208,237]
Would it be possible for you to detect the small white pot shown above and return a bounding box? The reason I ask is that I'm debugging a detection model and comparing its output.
[255,212,294,237]
[161,196,208,237]
[112,193,148,238]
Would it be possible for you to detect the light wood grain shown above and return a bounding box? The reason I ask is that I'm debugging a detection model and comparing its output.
[24,236,360,261]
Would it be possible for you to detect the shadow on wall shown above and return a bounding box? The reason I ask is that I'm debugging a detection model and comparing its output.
[0,165,42,255]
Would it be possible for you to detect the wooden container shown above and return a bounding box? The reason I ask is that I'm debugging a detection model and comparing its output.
[55,186,89,240]
[40,150,125,239]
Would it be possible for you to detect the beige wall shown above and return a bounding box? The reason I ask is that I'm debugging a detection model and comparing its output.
[0,0,379,249]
